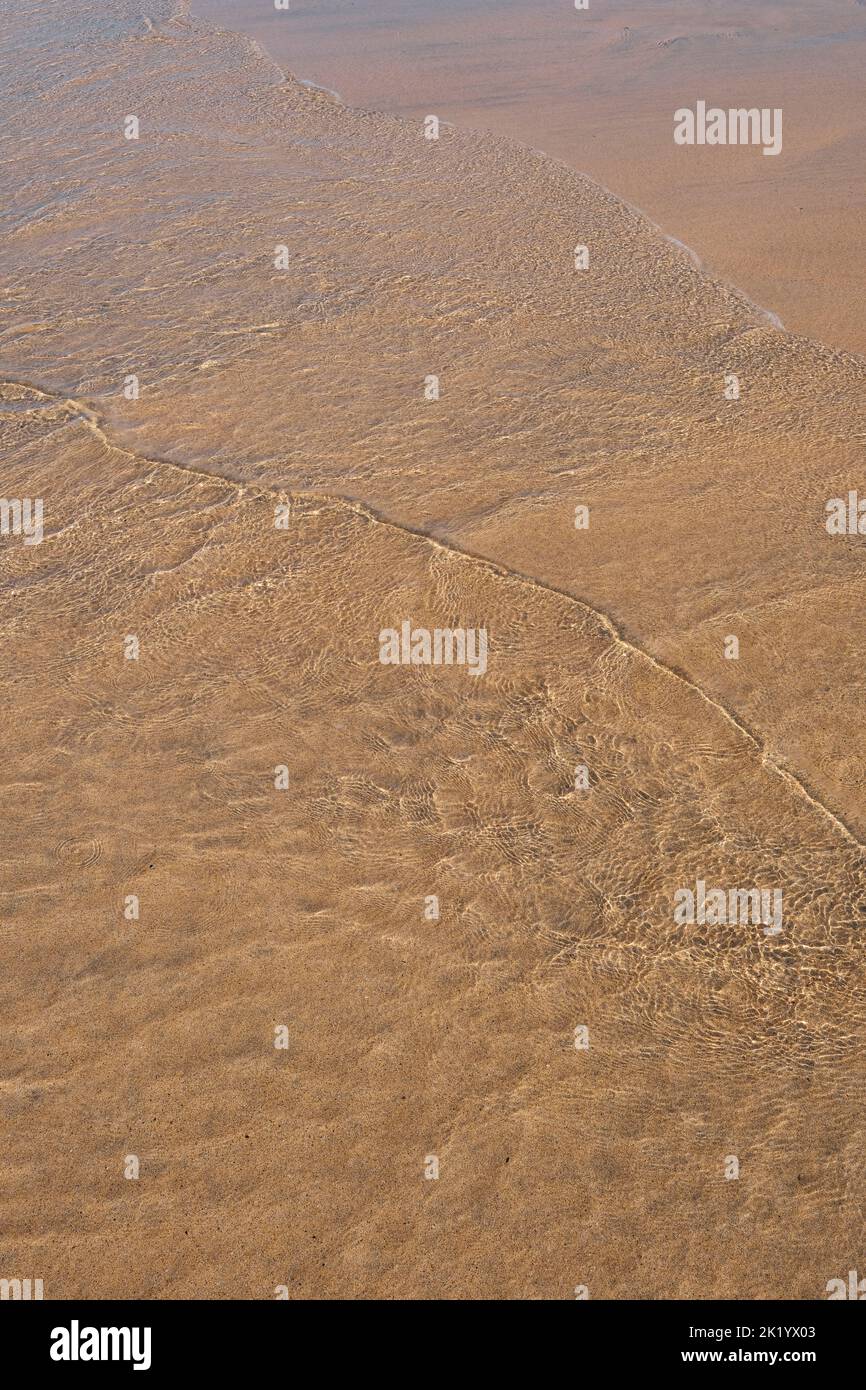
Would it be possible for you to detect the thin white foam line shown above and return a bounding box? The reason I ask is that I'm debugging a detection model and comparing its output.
[184,0,790,335]
[298,77,343,102]
[568,160,787,332]
[661,235,785,330]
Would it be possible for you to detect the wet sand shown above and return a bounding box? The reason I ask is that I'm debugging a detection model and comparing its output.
[1,0,864,1299]
[198,0,866,357]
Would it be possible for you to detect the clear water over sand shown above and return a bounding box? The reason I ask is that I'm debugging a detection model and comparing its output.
[1,0,864,1298]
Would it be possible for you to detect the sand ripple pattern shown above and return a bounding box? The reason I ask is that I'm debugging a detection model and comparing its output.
[0,407,863,1299]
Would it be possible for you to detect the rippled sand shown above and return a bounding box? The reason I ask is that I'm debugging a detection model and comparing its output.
[1,0,864,1299]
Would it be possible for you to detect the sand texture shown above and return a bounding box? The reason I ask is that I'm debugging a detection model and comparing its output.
[199,0,866,356]
[0,0,864,1299]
